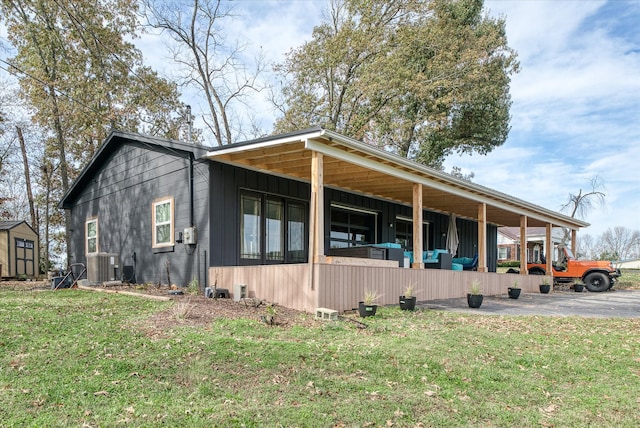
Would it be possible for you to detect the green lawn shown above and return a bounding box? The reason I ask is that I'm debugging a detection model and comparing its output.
[618,269,640,289]
[1,289,639,427]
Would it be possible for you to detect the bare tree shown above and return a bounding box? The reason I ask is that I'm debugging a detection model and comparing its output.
[144,0,266,146]
[560,176,606,244]
[599,226,640,260]
[560,176,606,219]
[575,233,596,260]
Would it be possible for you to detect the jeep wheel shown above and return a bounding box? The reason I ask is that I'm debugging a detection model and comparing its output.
[584,272,610,292]
[529,268,546,275]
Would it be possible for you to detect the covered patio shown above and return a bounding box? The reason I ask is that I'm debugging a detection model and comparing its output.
[206,127,588,313]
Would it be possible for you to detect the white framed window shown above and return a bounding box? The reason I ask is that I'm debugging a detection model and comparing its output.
[153,197,174,247]
[498,247,507,260]
[86,218,98,254]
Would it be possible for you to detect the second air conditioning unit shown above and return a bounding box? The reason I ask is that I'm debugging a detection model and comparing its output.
[87,253,119,283]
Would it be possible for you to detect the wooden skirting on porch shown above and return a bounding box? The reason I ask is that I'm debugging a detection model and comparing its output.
[210,264,549,314]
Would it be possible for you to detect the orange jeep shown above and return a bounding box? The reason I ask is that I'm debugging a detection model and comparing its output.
[527,245,621,292]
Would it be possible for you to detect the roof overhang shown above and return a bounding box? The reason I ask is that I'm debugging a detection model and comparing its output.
[205,127,589,230]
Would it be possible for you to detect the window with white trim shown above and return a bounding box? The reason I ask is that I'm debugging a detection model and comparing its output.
[86,218,98,254]
[498,247,508,260]
[153,198,174,247]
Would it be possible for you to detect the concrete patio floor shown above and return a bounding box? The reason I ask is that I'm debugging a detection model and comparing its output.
[421,289,640,318]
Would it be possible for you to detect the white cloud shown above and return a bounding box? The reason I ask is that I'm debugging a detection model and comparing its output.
[467,1,640,239]
[134,0,639,237]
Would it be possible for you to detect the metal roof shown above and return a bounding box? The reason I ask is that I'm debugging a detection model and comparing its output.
[206,127,589,230]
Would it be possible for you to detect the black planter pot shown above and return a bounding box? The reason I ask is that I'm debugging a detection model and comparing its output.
[508,287,521,299]
[574,284,584,292]
[399,295,417,311]
[467,293,483,308]
[358,302,378,317]
[539,283,551,294]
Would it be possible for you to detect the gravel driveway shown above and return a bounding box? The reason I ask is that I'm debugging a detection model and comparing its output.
[422,289,640,318]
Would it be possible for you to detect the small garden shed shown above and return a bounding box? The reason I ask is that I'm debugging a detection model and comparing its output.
[0,220,39,279]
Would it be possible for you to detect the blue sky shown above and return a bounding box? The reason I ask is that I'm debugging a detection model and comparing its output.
[2,0,637,239]
[160,0,637,238]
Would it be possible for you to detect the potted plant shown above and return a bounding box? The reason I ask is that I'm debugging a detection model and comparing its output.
[399,283,417,311]
[573,282,584,292]
[508,280,521,299]
[539,277,551,294]
[359,289,382,317]
[467,279,483,308]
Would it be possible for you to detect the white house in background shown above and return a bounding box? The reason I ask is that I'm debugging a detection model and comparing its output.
[497,227,565,263]
[615,259,640,269]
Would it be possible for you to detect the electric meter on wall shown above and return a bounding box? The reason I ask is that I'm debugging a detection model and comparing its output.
[183,227,197,245]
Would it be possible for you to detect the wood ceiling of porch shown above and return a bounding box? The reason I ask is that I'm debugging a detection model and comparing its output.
[212,141,560,228]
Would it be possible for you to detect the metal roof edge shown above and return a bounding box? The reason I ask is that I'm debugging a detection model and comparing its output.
[315,129,588,229]
[205,126,324,158]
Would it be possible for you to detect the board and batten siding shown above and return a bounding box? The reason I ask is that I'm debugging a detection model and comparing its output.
[68,141,210,286]
[209,161,311,267]
[208,161,495,268]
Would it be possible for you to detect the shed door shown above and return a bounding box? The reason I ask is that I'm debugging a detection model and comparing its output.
[15,238,35,277]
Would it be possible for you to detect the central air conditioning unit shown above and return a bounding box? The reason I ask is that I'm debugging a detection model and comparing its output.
[87,253,120,283]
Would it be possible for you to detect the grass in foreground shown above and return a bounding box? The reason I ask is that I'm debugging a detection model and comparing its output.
[618,269,640,289]
[1,289,639,427]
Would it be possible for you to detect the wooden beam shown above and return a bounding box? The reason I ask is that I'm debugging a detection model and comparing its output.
[546,223,553,276]
[571,229,577,255]
[477,203,487,272]
[226,143,305,162]
[412,183,424,268]
[520,215,528,275]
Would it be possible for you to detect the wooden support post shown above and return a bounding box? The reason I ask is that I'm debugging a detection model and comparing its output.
[412,183,424,269]
[477,203,487,272]
[310,151,325,264]
[519,215,528,275]
[545,223,553,275]
[571,229,577,255]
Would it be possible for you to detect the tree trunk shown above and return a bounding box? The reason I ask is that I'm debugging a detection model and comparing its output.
[48,86,72,266]
[16,126,38,232]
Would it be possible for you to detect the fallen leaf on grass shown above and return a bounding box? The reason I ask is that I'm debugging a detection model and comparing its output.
[539,404,557,414]
[93,390,109,396]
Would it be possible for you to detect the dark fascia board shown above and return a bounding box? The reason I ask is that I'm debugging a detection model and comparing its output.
[58,130,210,209]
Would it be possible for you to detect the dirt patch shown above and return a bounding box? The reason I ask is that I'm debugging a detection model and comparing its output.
[1,281,322,334]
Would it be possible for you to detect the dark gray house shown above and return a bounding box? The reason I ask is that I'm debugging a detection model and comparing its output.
[60,127,588,312]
